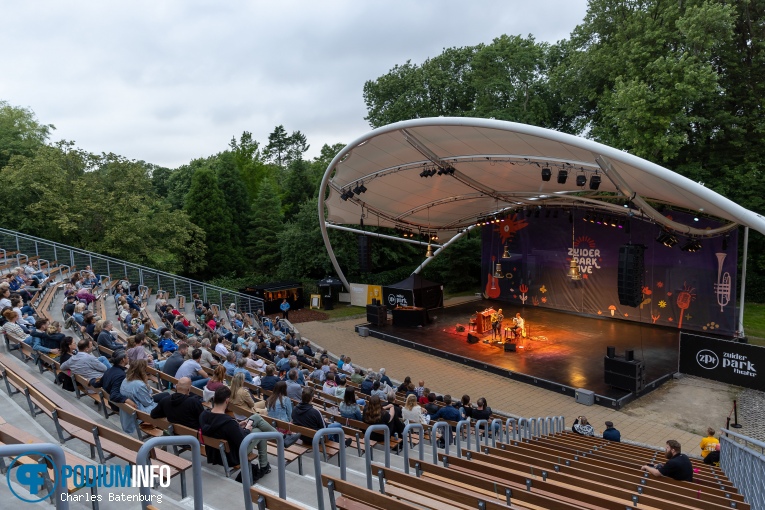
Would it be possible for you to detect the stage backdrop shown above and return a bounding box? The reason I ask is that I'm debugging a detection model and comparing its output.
[481,210,738,336]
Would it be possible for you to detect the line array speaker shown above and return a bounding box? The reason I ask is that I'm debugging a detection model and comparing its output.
[366,304,387,326]
[358,235,372,273]
[617,244,645,307]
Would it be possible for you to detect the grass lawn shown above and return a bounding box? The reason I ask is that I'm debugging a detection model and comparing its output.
[321,305,366,320]
[744,302,765,346]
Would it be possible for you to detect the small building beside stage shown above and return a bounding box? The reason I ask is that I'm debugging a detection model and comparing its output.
[240,281,304,315]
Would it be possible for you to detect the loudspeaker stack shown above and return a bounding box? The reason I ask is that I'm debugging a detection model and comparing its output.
[366,304,387,326]
[617,244,645,307]
[358,235,372,273]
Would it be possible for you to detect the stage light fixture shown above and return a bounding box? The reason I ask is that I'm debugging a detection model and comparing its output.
[595,217,602,225]
[576,174,587,187]
[589,175,601,190]
[583,214,590,222]
[359,184,367,193]
[610,218,617,227]
[353,184,362,195]
[425,243,433,258]
[340,190,349,201]
[346,188,354,199]
[681,239,702,252]
[656,230,678,248]
[557,170,568,184]
[617,220,625,229]
[502,245,510,259]
[541,167,552,181]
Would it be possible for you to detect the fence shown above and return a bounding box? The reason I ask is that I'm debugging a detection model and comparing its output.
[0,227,264,314]
[721,428,765,510]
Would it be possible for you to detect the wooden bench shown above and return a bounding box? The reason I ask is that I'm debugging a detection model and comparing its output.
[0,422,101,509]
[250,486,307,510]
[320,474,424,510]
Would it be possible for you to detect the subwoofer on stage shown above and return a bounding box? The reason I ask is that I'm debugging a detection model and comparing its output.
[467,333,480,344]
[366,304,387,327]
[604,356,645,393]
[617,244,645,307]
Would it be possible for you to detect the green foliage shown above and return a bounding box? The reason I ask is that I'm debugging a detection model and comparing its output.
[0,101,54,169]
[280,159,315,220]
[184,167,239,277]
[249,178,283,275]
[213,150,252,242]
[264,125,310,168]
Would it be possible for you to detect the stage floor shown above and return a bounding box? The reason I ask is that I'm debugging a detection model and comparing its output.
[366,299,680,399]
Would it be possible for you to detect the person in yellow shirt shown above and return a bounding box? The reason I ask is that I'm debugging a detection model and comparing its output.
[699,427,719,458]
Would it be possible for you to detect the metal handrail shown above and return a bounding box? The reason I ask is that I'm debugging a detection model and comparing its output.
[402,423,424,474]
[720,428,765,510]
[518,417,530,440]
[364,424,390,489]
[239,432,286,510]
[135,436,203,510]
[506,417,517,442]
[0,443,69,509]
[455,419,471,457]
[489,419,503,447]
[313,428,347,510]
[431,422,451,463]
[474,419,488,452]
[0,227,264,312]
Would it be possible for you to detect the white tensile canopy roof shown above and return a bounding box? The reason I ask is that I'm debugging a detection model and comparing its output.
[318,117,765,287]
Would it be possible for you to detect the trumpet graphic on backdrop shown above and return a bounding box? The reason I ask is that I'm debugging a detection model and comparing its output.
[714,252,731,312]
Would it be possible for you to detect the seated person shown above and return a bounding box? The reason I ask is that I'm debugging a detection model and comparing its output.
[175,348,209,388]
[641,440,693,482]
[151,376,205,429]
[292,386,348,445]
[199,386,273,482]
[572,415,595,436]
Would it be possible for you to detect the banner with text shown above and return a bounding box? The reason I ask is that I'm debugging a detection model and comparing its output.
[679,333,762,389]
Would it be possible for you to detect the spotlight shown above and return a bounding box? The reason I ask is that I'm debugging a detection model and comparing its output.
[681,239,702,252]
[595,217,602,225]
[359,183,367,193]
[617,220,625,229]
[557,170,568,184]
[353,184,362,195]
[420,169,428,178]
[583,214,590,222]
[340,190,349,201]
[589,175,601,190]
[541,167,552,181]
[656,230,678,248]
[576,174,587,187]
[610,218,617,227]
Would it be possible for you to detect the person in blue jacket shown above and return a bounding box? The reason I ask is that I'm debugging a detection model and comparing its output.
[602,421,621,442]
[280,299,290,319]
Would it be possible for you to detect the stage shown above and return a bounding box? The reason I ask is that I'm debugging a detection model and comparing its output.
[359,299,680,408]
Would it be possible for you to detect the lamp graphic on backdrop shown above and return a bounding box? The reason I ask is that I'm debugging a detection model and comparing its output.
[568,213,582,281]
[425,207,433,258]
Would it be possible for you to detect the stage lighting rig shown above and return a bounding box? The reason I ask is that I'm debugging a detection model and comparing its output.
[557,170,568,184]
[656,230,678,248]
[589,175,601,190]
[576,174,587,187]
[541,167,552,181]
[681,239,702,252]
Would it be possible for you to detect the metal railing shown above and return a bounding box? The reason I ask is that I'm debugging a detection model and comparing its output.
[239,432,287,510]
[721,428,765,510]
[0,443,69,509]
[0,227,264,314]
[136,436,203,510]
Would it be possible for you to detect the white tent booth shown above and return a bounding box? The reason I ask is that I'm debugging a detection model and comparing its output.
[318,118,765,336]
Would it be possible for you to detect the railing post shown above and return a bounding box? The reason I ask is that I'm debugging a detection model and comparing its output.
[490,419,503,447]
[506,417,517,442]
[0,443,69,509]
[474,419,488,452]
[364,424,390,489]
[135,435,203,510]
[518,418,529,441]
[240,431,285,510]
[431,421,450,463]
[313,427,346,510]
[455,419,471,458]
[402,423,424,474]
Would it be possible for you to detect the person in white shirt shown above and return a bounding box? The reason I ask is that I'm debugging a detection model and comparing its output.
[214,337,229,357]
[511,312,525,339]
[175,348,209,389]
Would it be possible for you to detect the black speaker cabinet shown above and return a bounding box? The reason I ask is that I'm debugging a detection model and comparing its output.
[504,342,517,352]
[366,305,387,326]
[358,235,372,273]
[467,333,480,344]
[604,356,645,392]
[617,244,645,307]
[607,346,616,358]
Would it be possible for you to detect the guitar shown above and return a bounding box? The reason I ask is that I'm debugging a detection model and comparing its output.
[485,255,501,299]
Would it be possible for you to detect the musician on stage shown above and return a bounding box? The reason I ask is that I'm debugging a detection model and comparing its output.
[510,312,524,340]
[491,308,504,341]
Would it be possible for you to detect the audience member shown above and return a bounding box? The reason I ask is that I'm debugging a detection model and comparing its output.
[402,394,427,424]
[641,440,693,482]
[229,372,266,419]
[603,421,621,442]
[60,339,111,385]
[266,381,292,422]
[339,388,363,421]
[572,415,595,436]
[162,341,189,379]
[260,365,280,391]
[699,427,719,459]
[120,359,167,414]
[174,348,209,388]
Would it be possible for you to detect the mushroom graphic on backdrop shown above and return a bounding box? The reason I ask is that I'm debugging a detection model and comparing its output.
[608,305,617,316]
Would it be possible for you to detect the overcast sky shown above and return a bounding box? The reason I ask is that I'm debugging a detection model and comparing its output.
[1,1,589,168]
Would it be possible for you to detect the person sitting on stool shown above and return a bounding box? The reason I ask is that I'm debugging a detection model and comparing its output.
[511,312,524,340]
[491,309,503,341]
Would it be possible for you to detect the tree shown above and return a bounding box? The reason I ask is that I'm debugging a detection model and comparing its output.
[280,159,315,220]
[185,167,239,277]
[264,125,310,167]
[213,151,252,244]
[249,178,283,275]
[230,131,271,198]
[308,142,346,190]
[0,101,54,168]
